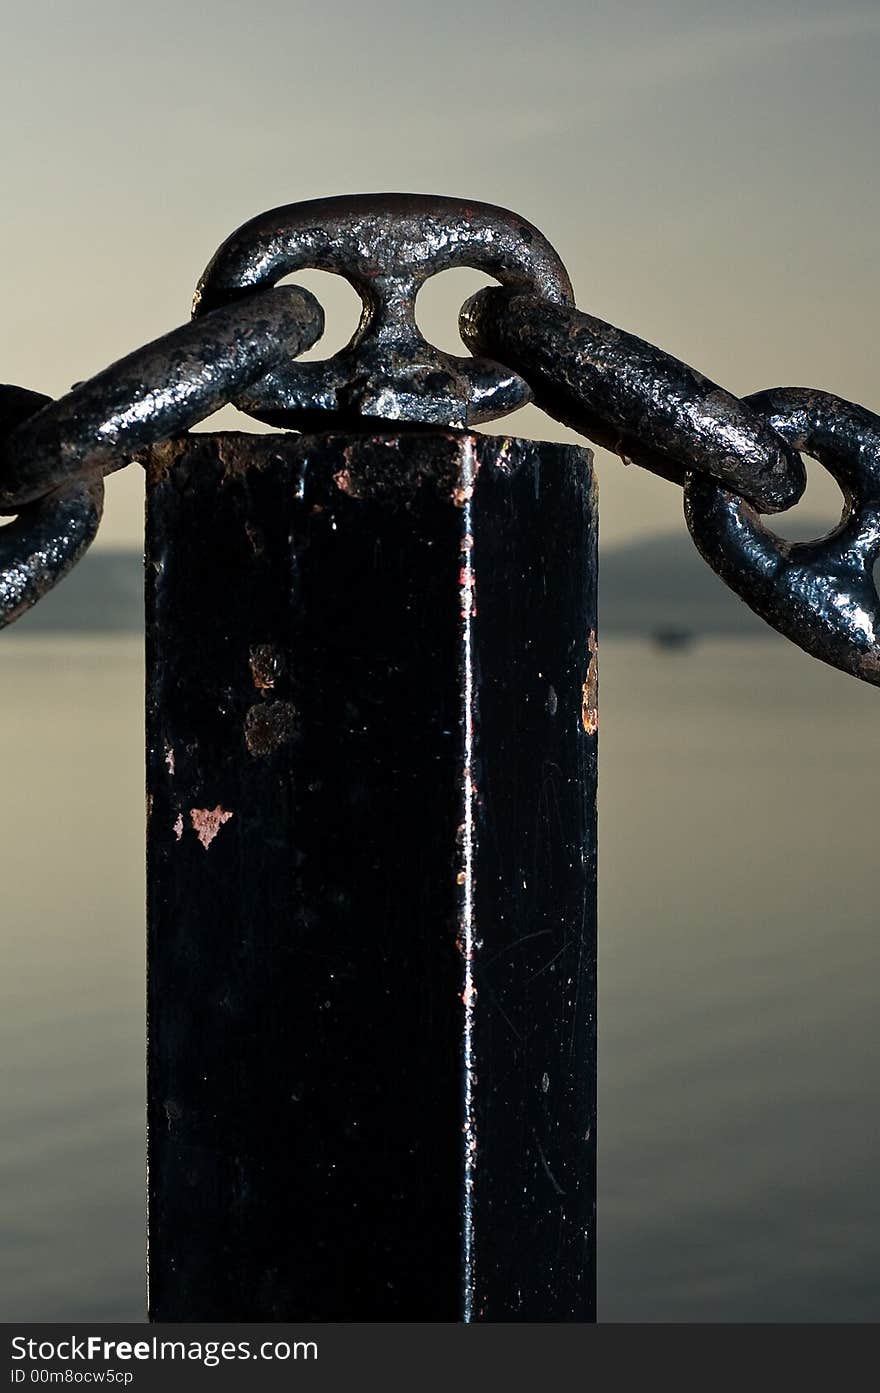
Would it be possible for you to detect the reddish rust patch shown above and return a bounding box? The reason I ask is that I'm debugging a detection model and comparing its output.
[190,805,233,850]
[215,435,279,480]
[333,460,363,498]
[328,434,472,506]
[244,700,300,758]
[581,629,598,735]
[141,438,188,486]
[249,643,284,690]
[143,433,279,487]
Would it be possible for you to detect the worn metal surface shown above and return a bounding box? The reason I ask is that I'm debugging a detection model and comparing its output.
[5,190,878,678]
[0,288,323,509]
[460,286,807,514]
[0,384,103,627]
[146,428,597,1321]
[0,378,102,624]
[0,288,322,628]
[192,193,574,430]
[686,387,880,684]
[0,478,104,629]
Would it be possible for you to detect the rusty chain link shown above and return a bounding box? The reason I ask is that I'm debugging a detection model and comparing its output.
[458,288,806,514]
[685,388,880,684]
[192,193,573,430]
[1,192,878,690]
[0,384,104,628]
[0,288,323,623]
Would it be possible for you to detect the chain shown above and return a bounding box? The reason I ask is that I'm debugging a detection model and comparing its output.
[461,287,880,684]
[685,388,880,684]
[2,193,878,689]
[0,289,323,623]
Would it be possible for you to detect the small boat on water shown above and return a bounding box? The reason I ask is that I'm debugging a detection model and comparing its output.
[651,626,697,650]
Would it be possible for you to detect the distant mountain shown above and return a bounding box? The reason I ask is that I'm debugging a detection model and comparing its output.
[11,549,144,634]
[10,530,798,638]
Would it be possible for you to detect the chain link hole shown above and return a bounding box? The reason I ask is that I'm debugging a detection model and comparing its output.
[416,268,564,436]
[765,453,847,543]
[275,270,362,361]
[414,268,497,356]
[189,272,363,434]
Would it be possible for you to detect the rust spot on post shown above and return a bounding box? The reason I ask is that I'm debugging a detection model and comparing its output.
[244,699,300,758]
[215,435,278,480]
[249,643,284,690]
[333,462,361,498]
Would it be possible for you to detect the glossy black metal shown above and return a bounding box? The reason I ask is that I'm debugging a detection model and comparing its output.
[460,286,807,514]
[0,384,104,629]
[0,479,104,630]
[0,288,323,509]
[192,194,574,430]
[146,428,597,1321]
[685,387,880,685]
[0,383,51,438]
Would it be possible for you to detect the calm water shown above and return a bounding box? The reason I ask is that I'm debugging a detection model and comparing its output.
[1,635,878,1322]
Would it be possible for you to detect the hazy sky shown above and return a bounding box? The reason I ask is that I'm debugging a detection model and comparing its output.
[2,0,878,546]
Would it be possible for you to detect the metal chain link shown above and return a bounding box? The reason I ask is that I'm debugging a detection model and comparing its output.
[0,384,104,627]
[459,288,880,686]
[192,194,573,431]
[685,388,880,684]
[0,288,323,625]
[1,192,877,691]
[458,288,806,514]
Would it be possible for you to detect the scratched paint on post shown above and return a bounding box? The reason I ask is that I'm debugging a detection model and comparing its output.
[581,630,599,735]
[189,806,234,850]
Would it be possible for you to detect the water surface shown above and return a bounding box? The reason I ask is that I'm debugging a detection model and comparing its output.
[1,635,877,1321]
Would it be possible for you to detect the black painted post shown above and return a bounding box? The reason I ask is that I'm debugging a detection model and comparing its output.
[146,428,597,1321]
